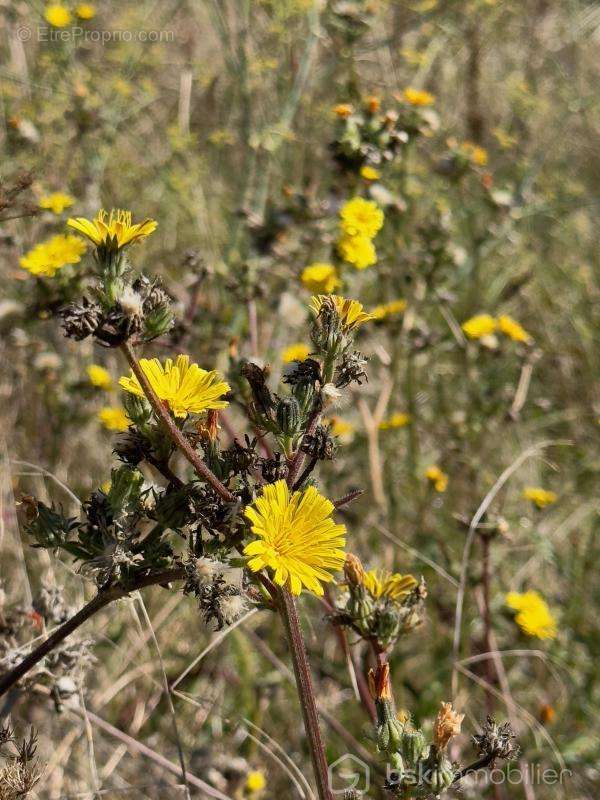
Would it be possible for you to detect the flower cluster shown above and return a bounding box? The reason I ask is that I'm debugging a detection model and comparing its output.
[462,313,531,344]
[337,196,384,269]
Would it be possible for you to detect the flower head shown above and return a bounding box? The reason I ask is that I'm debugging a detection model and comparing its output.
[119,354,230,419]
[333,103,353,118]
[433,702,464,750]
[98,407,129,432]
[523,487,557,508]
[301,262,340,294]
[506,590,557,639]
[282,343,310,364]
[371,299,407,320]
[76,3,96,19]
[245,770,266,794]
[379,412,410,430]
[462,313,497,340]
[327,416,355,440]
[498,314,531,343]
[339,197,384,238]
[363,569,417,601]
[68,209,157,251]
[20,234,86,277]
[360,165,381,181]
[310,295,374,331]
[425,465,448,492]
[337,234,377,269]
[45,4,72,27]
[39,192,75,214]
[243,480,346,596]
[87,364,113,390]
[402,87,435,106]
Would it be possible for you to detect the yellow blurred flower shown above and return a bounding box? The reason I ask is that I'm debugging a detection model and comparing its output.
[506,590,557,640]
[339,197,384,238]
[523,487,557,508]
[493,127,517,149]
[360,165,381,181]
[45,4,72,27]
[98,407,130,432]
[243,480,346,596]
[76,3,96,19]
[245,770,266,793]
[20,234,86,277]
[333,103,353,118]
[461,313,497,339]
[87,364,113,391]
[300,262,340,293]
[497,314,531,343]
[282,343,310,363]
[327,416,355,440]
[459,141,488,166]
[119,354,230,419]
[402,87,435,106]
[425,465,448,492]
[363,569,417,601]
[371,299,407,320]
[68,209,157,252]
[310,295,374,331]
[337,234,377,269]
[379,412,410,430]
[39,192,75,214]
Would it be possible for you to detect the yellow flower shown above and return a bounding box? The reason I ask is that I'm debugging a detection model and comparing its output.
[282,343,310,363]
[39,192,75,214]
[379,412,410,430]
[459,141,488,166]
[87,364,113,391]
[339,197,384,238]
[360,165,381,181]
[333,103,353,118]
[310,295,374,331]
[363,569,417,601]
[425,465,448,492]
[68,209,157,251]
[402,87,435,106]
[337,234,377,269]
[300,262,340,293]
[461,313,497,339]
[326,416,355,440]
[76,3,96,19]
[497,314,531,343]
[245,771,266,793]
[371,299,407,320]
[20,234,86,277]
[45,4,72,27]
[98,407,130,432]
[119,354,230,419]
[506,590,557,640]
[243,480,346,596]
[523,487,557,509]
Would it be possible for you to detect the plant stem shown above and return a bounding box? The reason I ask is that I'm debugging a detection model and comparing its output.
[0,567,186,699]
[277,587,333,800]
[120,342,235,503]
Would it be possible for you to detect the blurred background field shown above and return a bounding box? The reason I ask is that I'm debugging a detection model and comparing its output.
[0,0,599,798]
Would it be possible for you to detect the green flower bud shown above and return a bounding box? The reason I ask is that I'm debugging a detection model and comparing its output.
[276,397,301,436]
[123,393,152,427]
[106,466,144,514]
[399,728,426,768]
[143,306,174,341]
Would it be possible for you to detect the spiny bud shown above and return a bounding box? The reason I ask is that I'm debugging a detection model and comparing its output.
[276,397,301,436]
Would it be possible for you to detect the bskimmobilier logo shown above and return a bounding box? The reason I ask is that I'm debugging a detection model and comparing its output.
[328,753,370,795]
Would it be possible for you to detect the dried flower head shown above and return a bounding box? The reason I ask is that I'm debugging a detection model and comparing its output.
[433,702,464,750]
[473,716,519,761]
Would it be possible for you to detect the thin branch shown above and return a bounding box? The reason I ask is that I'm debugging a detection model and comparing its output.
[0,567,186,698]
